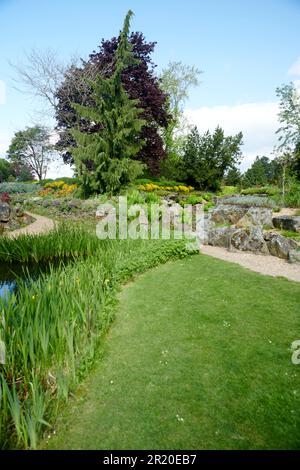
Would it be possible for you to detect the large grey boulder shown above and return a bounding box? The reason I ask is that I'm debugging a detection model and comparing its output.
[230,227,269,254]
[236,207,273,228]
[209,204,248,225]
[209,204,273,228]
[208,227,236,248]
[272,216,300,233]
[0,202,10,222]
[288,250,300,264]
[264,232,298,259]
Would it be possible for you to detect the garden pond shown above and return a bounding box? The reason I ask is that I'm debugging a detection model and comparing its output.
[0,261,65,299]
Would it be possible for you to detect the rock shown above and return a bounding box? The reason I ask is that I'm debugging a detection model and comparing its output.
[264,232,298,259]
[0,202,10,222]
[95,204,115,219]
[162,193,177,204]
[230,227,269,254]
[209,204,248,225]
[207,227,236,248]
[272,216,300,233]
[15,205,24,217]
[236,207,273,228]
[288,250,300,264]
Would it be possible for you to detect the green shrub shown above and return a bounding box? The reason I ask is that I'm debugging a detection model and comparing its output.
[202,193,213,202]
[204,201,215,212]
[144,192,161,204]
[241,186,280,196]
[185,195,203,205]
[220,195,276,209]
[218,186,239,196]
[284,183,300,208]
[0,182,40,194]
[126,189,145,206]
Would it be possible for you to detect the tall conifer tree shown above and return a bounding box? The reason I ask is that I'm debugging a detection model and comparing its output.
[70,10,146,194]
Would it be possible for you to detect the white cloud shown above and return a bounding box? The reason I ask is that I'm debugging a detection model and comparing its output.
[184,102,279,171]
[288,57,300,76]
[46,161,74,179]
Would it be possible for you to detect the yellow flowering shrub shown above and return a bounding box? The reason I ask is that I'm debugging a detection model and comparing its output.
[137,183,194,192]
[38,181,78,197]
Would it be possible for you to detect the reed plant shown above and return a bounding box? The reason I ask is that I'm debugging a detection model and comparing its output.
[0,226,195,449]
[0,224,100,263]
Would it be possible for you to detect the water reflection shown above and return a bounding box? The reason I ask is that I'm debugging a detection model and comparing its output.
[0,281,16,299]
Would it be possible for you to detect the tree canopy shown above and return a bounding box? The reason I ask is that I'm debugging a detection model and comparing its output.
[55,19,170,175]
[182,126,243,191]
[7,126,54,181]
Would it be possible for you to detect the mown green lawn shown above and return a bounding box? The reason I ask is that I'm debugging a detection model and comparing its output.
[44,254,300,449]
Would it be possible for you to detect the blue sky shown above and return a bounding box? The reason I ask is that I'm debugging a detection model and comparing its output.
[1,0,300,175]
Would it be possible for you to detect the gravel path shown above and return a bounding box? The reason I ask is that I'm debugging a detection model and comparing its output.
[201,245,300,283]
[273,207,298,217]
[7,212,55,238]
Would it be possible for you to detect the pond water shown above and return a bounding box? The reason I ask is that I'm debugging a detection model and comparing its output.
[0,261,62,300]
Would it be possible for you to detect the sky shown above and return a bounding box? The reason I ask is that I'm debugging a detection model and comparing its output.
[0,0,300,177]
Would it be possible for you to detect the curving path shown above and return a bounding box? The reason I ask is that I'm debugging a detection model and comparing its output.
[6,212,55,238]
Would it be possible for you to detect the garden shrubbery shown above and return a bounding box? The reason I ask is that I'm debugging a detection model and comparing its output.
[220,195,276,209]
[241,186,280,196]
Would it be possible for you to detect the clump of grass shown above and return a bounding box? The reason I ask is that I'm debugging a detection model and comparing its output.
[0,230,196,449]
[0,224,100,263]
[280,230,300,242]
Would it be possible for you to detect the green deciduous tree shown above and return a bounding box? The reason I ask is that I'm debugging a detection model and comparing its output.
[182,126,243,191]
[7,126,54,180]
[276,82,300,180]
[160,62,202,179]
[70,11,146,195]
